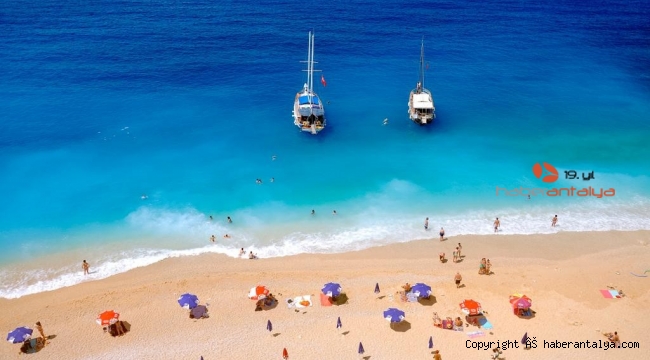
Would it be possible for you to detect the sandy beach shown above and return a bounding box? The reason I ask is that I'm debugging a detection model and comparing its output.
[1,230,649,359]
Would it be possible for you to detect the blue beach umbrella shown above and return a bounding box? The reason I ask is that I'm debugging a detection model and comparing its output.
[429,336,433,349]
[178,293,199,309]
[267,320,272,332]
[7,326,32,344]
[522,332,528,346]
[336,317,342,329]
[383,308,405,323]
[411,283,432,298]
[358,342,365,354]
[374,283,380,293]
[322,282,342,297]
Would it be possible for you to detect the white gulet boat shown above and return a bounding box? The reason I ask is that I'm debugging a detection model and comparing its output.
[408,40,436,125]
[293,31,326,134]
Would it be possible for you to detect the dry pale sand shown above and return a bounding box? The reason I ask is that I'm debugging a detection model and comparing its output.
[1,230,649,360]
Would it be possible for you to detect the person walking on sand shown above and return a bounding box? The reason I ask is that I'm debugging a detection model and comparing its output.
[457,243,462,258]
[493,217,500,233]
[454,272,462,288]
[439,227,445,241]
[82,260,90,275]
[552,215,558,227]
[452,248,459,263]
[424,217,429,231]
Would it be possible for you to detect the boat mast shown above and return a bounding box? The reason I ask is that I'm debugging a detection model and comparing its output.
[419,38,425,90]
[309,32,314,93]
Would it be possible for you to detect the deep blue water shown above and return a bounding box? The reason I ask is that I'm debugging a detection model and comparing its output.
[1,0,649,297]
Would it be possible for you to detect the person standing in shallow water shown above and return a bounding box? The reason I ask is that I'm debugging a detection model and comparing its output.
[552,215,558,227]
[424,217,429,231]
[493,217,500,233]
[439,227,445,241]
[82,260,89,275]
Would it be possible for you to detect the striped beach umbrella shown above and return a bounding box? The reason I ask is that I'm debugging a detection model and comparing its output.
[459,299,482,315]
[411,283,432,298]
[249,285,270,300]
[383,308,405,323]
[96,310,120,326]
[322,282,342,297]
[178,293,200,309]
[7,327,32,344]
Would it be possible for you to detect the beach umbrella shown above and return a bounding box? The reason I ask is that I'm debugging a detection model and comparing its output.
[283,348,288,359]
[522,332,529,346]
[6,327,32,344]
[336,317,342,329]
[459,299,483,315]
[511,296,532,309]
[510,294,532,308]
[358,342,365,354]
[374,283,380,293]
[249,285,270,300]
[383,308,405,323]
[429,336,433,349]
[96,310,120,326]
[178,293,200,309]
[266,320,272,332]
[411,283,432,298]
[322,282,342,297]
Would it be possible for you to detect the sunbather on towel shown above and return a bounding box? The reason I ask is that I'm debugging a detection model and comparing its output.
[454,317,464,329]
[402,283,412,292]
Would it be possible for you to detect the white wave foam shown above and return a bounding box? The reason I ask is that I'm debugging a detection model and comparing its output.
[2,193,649,299]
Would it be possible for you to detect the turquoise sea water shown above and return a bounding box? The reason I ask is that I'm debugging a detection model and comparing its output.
[1,0,649,298]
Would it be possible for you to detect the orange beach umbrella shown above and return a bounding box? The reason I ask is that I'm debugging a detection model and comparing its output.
[97,310,120,326]
[459,299,482,315]
[248,285,270,300]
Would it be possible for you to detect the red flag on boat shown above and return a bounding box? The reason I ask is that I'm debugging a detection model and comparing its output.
[321,74,327,87]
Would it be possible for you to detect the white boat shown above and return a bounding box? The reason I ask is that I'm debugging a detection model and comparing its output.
[293,31,326,134]
[408,39,436,125]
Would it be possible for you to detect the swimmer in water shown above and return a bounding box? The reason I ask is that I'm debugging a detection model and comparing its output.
[141,194,148,200]
[270,177,274,183]
[383,118,389,125]
[227,216,232,223]
[272,155,277,161]
[311,209,315,215]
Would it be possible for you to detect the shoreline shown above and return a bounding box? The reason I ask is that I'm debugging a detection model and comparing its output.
[1,230,649,359]
[2,228,650,300]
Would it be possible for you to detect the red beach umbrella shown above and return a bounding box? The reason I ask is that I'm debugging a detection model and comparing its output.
[459,299,482,315]
[248,285,270,300]
[97,310,120,326]
[282,347,289,359]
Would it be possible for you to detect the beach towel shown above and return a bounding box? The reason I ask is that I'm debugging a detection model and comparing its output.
[467,331,485,338]
[320,293,333,307]
[478,317,493,330]
[294,295,312,308]
[441,320,454,330]
[599,289,620,298]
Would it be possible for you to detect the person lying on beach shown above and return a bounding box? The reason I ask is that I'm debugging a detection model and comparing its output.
[264,293,278,307]
[454,317,463,329]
